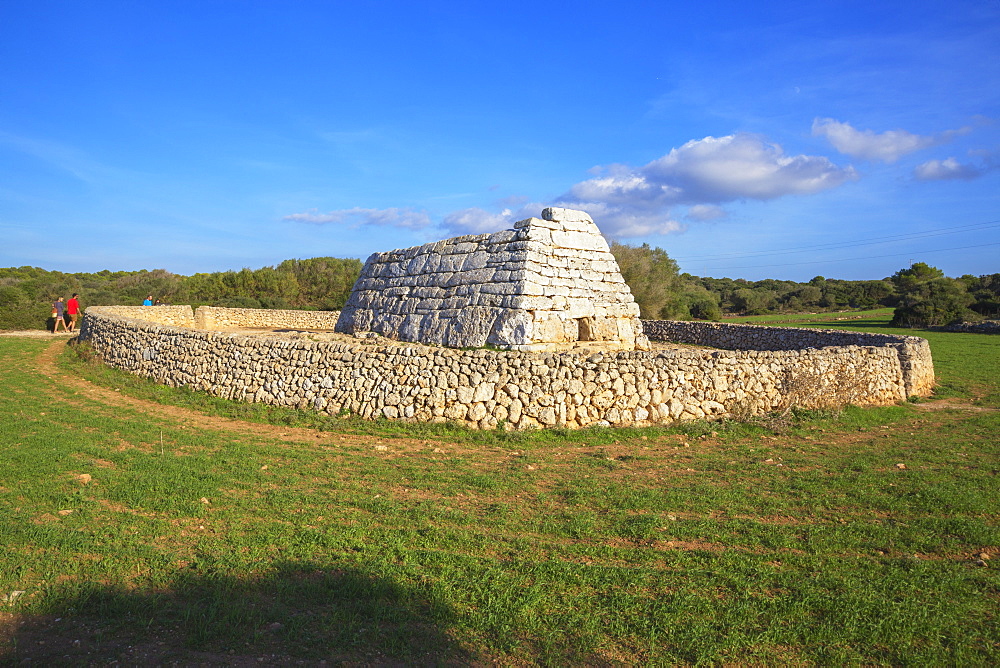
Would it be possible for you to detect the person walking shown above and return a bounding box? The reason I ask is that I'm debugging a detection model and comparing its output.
[66,293,80,332]
[143,295,153,306]
[52,297,69,332]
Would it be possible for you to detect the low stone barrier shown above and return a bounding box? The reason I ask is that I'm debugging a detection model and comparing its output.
[82,305,196,328]
[195,306,341,331]
[78,307,934,430]
[942,320,1000,334]
[642,320,935,398]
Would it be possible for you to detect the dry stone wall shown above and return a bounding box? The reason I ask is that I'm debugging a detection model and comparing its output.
[79,307,934,430]
[81,306,341,331]
[336,207,648,352]
[83,305,196,328]
[943,320,1000,334]
[642,320,935,397]
[195,306,341,331]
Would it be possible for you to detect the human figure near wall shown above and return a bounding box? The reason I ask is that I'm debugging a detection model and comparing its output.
[52,297,69,332]
[67,293,80,332]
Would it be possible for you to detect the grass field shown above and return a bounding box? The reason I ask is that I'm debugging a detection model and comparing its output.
[0,314,998,664]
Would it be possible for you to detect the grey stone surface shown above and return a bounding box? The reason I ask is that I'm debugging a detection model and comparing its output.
[335,208,648,351]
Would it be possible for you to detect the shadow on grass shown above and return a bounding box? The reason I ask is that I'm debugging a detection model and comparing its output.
[2,561,475,665]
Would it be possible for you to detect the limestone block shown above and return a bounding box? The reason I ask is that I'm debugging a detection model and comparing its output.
[506,295,555,311]
[513,216,544,229]
[517,280,546,296]
[489,229,518,244]
[542,207,593,223]
[522,226,553,244]
[462,251,490,271]
[566,298,597,319]
[487,310,534,347]
[443,307,496,348]
[551,230,609,253]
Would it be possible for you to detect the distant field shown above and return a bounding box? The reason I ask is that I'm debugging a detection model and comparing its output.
[722,307,897,325]
[0,313,997,664]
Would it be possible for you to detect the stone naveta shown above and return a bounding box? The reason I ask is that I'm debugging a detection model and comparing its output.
[335,207,649,352]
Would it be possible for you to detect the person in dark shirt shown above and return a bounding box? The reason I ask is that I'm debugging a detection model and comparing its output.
[52,297,69,333]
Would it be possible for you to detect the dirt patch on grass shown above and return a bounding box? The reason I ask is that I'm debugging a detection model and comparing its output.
[33,338,435,451]
[0,329,76,338]
[912,397,998,412]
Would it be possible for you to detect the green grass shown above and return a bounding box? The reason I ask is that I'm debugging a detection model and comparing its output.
[725,308,1000,408]
[721,306,897,325]
[1,318,999,664]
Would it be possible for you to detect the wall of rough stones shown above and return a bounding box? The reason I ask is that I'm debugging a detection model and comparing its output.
[83,305,196,328]
[80,305,342,331]
[79,307,934,430]
[642,320,935,398]
[195,306,341,331]
[943,320,1000,334]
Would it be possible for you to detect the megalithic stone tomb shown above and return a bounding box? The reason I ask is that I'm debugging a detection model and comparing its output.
[335,207,650,351]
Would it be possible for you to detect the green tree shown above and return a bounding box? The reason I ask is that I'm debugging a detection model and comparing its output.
[609,243,684,319]
[890,263,975,327]
[891,262,945,293]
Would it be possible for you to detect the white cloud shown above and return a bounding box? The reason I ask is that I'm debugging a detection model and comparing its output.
[555,133,855,238]
[811,118,970,163]
[439,207,512,235]
[283,132,857,242]
[687,204,726,221]
[283,206,432,229]
[440,201,540,236]
[645,134,856,201]
[913,156,987,181]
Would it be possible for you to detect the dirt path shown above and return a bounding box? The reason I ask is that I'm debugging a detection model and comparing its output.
[21,334,995,458]
[33,337,435,450]
[911,398,998,412]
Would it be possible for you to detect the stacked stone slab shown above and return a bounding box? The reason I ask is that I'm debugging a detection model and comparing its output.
[335,207,649,351]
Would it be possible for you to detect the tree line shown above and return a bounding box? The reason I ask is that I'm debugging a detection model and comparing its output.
[611,244,998,327]
[1,247,996,330]
[0,257,361,330]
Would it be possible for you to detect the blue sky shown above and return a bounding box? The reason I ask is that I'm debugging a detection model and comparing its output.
[1,0,998,282]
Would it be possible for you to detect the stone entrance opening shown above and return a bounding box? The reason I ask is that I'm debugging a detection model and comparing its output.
[577,317,595,342]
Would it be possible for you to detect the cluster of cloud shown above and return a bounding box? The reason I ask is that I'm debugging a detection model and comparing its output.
[284,119,992,240]
[913,157,983,181]
[284,133,859,239]
[811,117,968,163]
[812,118,995,182]
[553,133,857,237]
[283,206,432,229]
[913,149,998,182]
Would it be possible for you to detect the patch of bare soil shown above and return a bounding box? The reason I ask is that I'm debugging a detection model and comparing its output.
[213,325,708,353]
[32,338,437,452]
[0,329,76,338]
[911,397,998,412]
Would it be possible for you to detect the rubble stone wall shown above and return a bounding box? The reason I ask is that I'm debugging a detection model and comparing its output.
[194,306,341,331]
[641,320,935,397]
[943,320,1000,334]
[79,307,933,430]
[81,306,341,331]
[82,305,196,328]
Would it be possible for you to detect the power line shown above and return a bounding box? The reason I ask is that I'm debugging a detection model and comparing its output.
[672,219,1000,262]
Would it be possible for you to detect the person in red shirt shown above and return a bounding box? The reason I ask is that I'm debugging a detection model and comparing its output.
[66,293,80,332]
